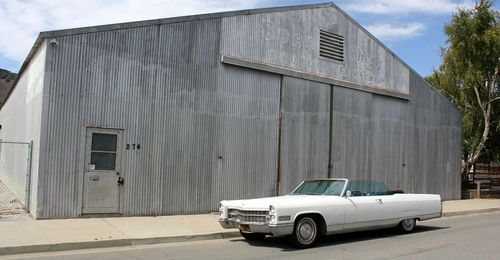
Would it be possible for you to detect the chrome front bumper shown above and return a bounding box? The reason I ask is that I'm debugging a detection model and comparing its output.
[219,220,294,237]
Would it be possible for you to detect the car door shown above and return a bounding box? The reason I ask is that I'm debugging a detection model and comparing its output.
[344,196,385,230]
[371,181,408,223]
[343,180,384,230]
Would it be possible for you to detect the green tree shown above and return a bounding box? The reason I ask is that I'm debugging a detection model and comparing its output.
[427,0,500,177]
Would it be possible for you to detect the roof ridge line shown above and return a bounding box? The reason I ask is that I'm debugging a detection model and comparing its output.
[40,2,334,38]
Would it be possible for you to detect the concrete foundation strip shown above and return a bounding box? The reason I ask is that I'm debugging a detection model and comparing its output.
[1,208,500,256]
[0,232,240,256]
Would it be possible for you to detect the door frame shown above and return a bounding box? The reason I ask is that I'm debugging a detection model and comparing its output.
[80,126,124,215]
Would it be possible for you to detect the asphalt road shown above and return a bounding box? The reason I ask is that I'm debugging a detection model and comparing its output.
[6,212,500,260]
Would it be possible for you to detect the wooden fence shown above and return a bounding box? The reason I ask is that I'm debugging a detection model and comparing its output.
[468,163,500,189]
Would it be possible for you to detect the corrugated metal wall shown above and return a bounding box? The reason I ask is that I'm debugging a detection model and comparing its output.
[329,77,461,200]
[370,95,408,192]
[407,73,462,199]
[40,19,281,218]
[153,19,280,215]
[220,7,409,94]
[34,5,461,218]
[41,26,161,218]
[218,6,460,200]
[330,87,372,181]
[280,76,330,194]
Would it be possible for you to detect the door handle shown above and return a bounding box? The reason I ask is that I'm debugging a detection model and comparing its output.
[375,199,383,204]
[118,177,125,186]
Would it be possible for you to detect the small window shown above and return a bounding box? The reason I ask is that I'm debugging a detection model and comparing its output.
[319,30,344,62]
[91,133,117,151]
[90,133,117,170]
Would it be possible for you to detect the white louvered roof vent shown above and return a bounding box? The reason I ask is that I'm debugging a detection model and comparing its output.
[319,30,344,62]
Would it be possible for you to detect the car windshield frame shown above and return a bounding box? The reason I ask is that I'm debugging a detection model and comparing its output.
[290,179,347,196]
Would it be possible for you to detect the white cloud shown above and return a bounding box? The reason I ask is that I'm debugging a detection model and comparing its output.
[0,0,265,64]
[344,0,474,14]
[366,22,426,40]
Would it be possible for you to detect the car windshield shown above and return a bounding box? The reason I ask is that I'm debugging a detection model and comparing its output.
[291,180,346,196]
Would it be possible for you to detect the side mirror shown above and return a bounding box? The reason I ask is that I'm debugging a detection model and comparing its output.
[345,191,352,197]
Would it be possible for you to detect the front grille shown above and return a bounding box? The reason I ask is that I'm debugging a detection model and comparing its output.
[228,209,269,223]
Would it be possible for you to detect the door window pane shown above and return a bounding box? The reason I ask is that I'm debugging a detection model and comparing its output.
[90,152,116,170]
[91,133,117,151]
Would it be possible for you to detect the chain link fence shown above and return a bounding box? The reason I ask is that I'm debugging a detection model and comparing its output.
[0,141,32,216]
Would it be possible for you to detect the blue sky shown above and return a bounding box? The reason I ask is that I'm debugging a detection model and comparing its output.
[0,0,496,77]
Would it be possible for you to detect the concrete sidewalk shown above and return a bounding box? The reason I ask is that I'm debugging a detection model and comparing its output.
[1,199,500,256]
[442,199,500,216]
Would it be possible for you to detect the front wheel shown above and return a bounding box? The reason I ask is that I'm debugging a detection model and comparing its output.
[398,218,416,233]
[289,216,319,248]
[240,231,265,241]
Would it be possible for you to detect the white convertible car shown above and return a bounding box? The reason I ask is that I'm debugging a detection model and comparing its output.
[219,179,442,248]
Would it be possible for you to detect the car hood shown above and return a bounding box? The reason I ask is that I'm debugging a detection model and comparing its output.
[221,195,344,210]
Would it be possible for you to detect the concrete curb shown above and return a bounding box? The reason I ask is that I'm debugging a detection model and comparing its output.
[0,231,241,256]
[442,207,500,217]
[2,208,500,256]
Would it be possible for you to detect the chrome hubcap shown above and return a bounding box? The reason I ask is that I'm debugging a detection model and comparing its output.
[297,218,316,244]
[402,218,415,230]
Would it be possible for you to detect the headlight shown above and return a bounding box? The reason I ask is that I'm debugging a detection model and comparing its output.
[219,204,225,219]
[270,215,276,224]
[269,205,277,224]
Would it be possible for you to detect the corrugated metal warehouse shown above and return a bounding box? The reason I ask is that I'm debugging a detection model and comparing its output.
[0,3,461,219]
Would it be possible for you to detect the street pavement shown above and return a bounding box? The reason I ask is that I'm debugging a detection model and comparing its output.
[1,199,500,256]
[5,211,500,260]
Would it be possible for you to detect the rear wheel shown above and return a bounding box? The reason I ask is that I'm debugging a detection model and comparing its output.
[398,218,416,233]
[240,231,265,241]
[289,216,319,248]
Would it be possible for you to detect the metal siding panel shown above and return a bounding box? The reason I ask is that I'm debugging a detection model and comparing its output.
[41,26,160,218]
[330,74,461,200]
[330,86,372,181]
[220,6,410,94]
[280,76,330,194]
[370,95,408,191]
[407,73,462,199]
[212,65,280,210]
[155,20,280,215]
[41,18,281,218]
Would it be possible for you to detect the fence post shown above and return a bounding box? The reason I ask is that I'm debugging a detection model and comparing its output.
[473,163,476,182]
[477,181,481,198]
[24,141,33,213]
[488,162,491,180]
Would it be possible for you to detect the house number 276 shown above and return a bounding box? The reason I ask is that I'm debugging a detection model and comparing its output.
[126,144,141,150]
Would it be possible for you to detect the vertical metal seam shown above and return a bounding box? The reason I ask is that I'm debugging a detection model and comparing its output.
[276,75,284,196]
[25,141,33,213]
[153,24,162,214]
[368,93,373,181]
[38,40,51,218]
[328,85,334,178]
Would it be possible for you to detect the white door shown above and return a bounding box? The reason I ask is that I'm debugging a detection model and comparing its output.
[344,196,385,229]
[342,180,385,230]
[82,128,123,214]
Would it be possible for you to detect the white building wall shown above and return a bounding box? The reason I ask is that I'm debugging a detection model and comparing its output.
[0,40,47,216]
